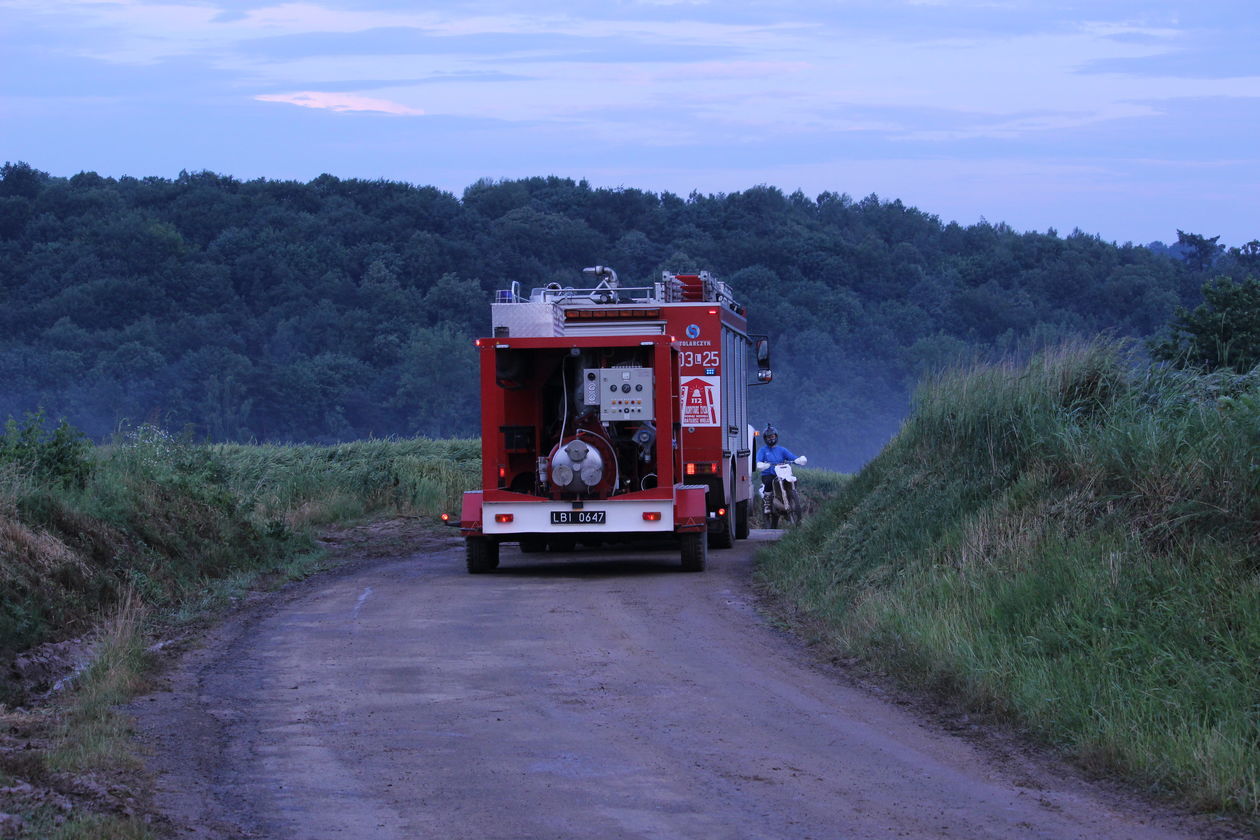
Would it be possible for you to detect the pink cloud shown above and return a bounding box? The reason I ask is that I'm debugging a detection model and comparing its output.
[255,91,424,116]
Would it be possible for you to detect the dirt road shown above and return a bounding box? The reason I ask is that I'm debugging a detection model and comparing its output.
[134,527,1217,839]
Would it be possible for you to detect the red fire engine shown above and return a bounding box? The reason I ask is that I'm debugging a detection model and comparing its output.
[460,266,771,573]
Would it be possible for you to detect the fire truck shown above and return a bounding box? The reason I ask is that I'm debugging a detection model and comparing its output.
[459,266,771,573]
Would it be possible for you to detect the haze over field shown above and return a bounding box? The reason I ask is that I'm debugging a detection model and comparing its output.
[3,166,1250,471]
[3,0,1258,246]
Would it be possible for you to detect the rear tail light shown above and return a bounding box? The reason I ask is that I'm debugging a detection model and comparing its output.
[494,513,514,523]
[643,512,662,522]
[685,462,718,476]
[717,507,726,517]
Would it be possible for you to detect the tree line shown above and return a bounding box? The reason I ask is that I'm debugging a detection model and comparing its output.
[1,161,1255,469]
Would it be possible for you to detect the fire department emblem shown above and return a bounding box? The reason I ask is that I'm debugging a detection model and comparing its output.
[680,376,720,426]
[685,323,701,339]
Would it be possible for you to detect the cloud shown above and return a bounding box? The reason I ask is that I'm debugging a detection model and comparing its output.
[264,72,531,93]
[5,0,1259,246]
[3,0,801,65]
[254,91,424,115]
[15,0,1251,139]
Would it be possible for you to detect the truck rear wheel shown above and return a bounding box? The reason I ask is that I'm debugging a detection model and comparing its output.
[680,532,707,572]
[466,537,499,574]
[734,500,750,539]
[709,506,735,549]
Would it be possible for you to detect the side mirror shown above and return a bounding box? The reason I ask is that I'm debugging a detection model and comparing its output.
[750,336,772,386]
[754,337,770,367]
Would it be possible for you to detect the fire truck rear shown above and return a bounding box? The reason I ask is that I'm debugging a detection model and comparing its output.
[460,266,771,573]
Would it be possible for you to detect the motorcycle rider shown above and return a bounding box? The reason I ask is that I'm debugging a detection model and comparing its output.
[756,424,806,515]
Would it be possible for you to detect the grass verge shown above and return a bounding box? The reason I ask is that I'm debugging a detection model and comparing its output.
[758,340,1260,820]
[0,428,479,837]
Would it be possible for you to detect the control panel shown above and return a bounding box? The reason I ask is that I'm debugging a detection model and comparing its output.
[584,368,654,420]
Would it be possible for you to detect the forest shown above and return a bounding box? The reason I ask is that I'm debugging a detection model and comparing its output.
[1,161,1256,470]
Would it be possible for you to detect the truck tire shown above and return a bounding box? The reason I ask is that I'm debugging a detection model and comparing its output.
[735,500,750,540]
[709,505,735,549]
[680,531,707,572]
[466,537,499,574]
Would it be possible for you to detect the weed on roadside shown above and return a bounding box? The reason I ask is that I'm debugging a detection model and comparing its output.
[48,588,147,773]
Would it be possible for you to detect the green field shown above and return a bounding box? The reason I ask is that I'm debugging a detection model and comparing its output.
[0,426,478,682]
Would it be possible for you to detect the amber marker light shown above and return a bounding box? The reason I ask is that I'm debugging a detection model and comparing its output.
[494,513,514,523]
[643,512,662,521]
[440,513,450,522]
[718,507,726,517]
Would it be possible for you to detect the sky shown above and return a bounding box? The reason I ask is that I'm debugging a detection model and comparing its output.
[2,0,1257,246]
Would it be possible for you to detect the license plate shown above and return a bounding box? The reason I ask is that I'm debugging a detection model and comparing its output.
[551,510,606,525]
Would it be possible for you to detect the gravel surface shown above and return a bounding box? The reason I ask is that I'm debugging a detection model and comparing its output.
[131,526,1229,839]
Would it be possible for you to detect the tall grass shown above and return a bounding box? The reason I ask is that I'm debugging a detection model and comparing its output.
[1,427,294,669]
[213,436,478,528]
[0,430,480,684]
[759,340,1260,816]
[48,587,148,772]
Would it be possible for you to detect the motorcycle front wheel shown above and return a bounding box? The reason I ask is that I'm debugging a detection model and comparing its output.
[787,486,802,525]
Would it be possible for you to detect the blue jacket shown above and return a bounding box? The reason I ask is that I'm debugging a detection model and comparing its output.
[756,444,798,476]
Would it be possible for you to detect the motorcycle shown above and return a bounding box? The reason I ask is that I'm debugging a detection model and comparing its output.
[757,456,807,528]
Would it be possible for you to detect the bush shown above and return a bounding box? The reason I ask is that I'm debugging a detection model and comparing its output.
[1151,275,1260,372]
[0,411,93,489]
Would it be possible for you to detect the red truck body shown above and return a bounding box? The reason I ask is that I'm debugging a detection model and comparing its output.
[460,268,768,573]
